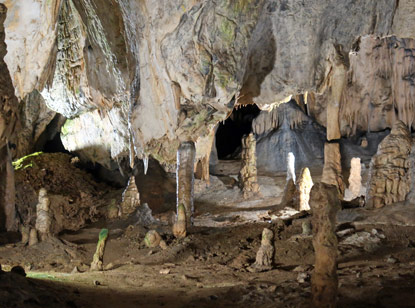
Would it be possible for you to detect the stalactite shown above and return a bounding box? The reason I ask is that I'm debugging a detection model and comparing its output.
[177,141,196,226]
[120,175,140,217]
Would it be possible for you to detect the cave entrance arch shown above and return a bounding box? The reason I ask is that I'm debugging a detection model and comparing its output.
[215,104,260,160]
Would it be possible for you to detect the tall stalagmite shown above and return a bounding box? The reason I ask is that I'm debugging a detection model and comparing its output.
[310,183,340,308]
[366,121,412,208]
[297,167,313,211]
[345,157,362,201]
[238,133,260,199]
[177,141,196,226]
[322,142,345,197]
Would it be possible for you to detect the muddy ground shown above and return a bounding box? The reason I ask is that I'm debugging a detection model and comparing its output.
[1,159,415,308]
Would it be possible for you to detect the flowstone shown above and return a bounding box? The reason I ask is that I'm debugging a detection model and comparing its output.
[366,121,412,208]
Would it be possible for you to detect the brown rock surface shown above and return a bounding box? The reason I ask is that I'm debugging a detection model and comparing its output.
[366,121,412,208]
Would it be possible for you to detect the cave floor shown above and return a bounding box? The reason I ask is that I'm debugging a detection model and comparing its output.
[1,164,415,307]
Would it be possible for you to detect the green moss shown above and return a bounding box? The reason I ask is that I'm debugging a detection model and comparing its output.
[98,228,109,242]
[219,18,236,43]
[12,152,43,170]
[61,119,75,136]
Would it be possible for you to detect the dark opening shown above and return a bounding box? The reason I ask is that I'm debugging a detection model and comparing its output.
[42,133,68,153]
[215,104,260,159]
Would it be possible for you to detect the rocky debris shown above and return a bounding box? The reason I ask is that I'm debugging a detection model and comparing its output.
[120,176,140,217]
[14,152,114,234]
[255,101,326,173]
[238,133,260,199]
[302,221,312,236]
[135,203,157,226]
[310,183,340,308]
[321,142,345,197]
[173,204,187,239]
[248,228,274,272]
[90,228,109,272]
[35,188,52,241]
[144,230,166,249]
[297,167,313,211]
[366,121,412,208]
[177,141,196,226]
[341,229,385,252]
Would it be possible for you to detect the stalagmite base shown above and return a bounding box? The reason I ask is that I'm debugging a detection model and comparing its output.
[310,183,340,308]
[173,203,187,239]
[177,141,196,227]
[238,133,260,199]
[90,228,109,271]
[248,228,274,272]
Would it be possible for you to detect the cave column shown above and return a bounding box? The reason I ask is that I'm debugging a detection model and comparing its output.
[177,141,196,227]
[321,142,345,197]
[238,133,260,199]
[310,182,340,308]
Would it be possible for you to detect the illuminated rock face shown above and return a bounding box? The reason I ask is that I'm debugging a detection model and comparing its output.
[345,157,362,201]
[2,0,413,171]
[366,121,412,208]
[297,168,313,211]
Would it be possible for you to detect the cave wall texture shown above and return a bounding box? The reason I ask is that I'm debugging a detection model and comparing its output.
[0,0,415,171]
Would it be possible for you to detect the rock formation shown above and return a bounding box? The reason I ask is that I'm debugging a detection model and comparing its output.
[249,228,274,272]
[310,183,340,308]
[321,142,345,197]
[144,230,162,248]
[28,228,38,246]
[366,121,412,208]
[177,141,196,226]
[254,101,326,173]
[345,157,362,201]
[287,152,296,183]
[173,203,187,239]
[90,228,108,271]
[238,133,260,199]
[120,176,140,217]
[35,188,52,241]
[297,168,313,211]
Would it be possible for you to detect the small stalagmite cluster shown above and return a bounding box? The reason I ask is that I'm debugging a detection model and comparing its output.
[238,133,260,199]
[366,121,412,208]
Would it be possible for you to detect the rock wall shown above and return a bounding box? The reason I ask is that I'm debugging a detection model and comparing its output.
[1,0,415,170]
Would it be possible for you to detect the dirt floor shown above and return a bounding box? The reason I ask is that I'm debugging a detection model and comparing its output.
[1,159,415,308]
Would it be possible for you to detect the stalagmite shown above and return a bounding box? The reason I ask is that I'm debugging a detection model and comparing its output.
[20,225,30,245]
[297,167,313,211]
[120,176,140,217]
[90,228,109,271]
[287,152,296,183]
[144,230,162,248]
[238,133,260,199]
[321,142,345,197]
[177,141,196,226]
[310,183,340,308]
[35,188,52,241]
[345,157,362,201]
[29,228,38,246]
[172,203,187,239]
[367,121,411,208]
[248,228,274,272]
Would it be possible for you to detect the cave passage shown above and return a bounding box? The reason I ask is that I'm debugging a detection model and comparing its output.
[215,104,260,159]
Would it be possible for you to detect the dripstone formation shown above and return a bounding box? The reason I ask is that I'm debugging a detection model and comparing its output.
[366,121,412,208]
[238,133,260,199]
